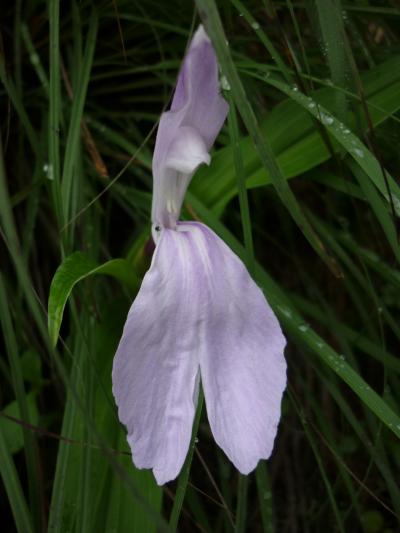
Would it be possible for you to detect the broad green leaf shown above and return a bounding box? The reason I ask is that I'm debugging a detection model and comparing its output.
[264,77,400,215]
[191,56,400,214]
[0,393,39,455]
[47,252,139,347]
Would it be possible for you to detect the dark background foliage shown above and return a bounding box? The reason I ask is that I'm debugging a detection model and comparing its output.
[1,1,400,532]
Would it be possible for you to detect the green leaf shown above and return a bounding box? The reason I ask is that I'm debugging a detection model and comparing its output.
[347,158,400,261]
[61,11,98,223]
[21,350,45,386]
[0,393,39,455]
[315,0,348,121]
[264,78,400,215]
[0,422,34,533]
[195,0,341,275]
[191,56,400,214]
[255,463,275,533]
[47,252,139,347]
[104,433,163,533]
[187,192,400,439]
[169,393,204,531]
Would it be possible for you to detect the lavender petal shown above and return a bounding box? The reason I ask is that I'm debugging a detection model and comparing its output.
[190,223,287,474]
[112,229,201,485]
[113,222,286,483]
[151,26,228,229]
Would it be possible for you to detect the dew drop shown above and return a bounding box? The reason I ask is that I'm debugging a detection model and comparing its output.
[278,306,292,319]
[220,75,231,91]
[321,113,334,125]
[43,163,54,180]
[251,21,260,30]
[31,53,39,66]
[351,147,364,158]
[391,196,400,213]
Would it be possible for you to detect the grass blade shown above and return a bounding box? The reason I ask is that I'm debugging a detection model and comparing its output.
[195,0,341,275]
[187,192,400,438]
[48,0,63,228]
[61,11,98,225]
[169,393,204,531]
[256,464,275,533]
[0,423,34,533]
[0,275,44,530]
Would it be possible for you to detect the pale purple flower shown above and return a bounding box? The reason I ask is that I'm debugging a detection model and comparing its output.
[112,25,287,485]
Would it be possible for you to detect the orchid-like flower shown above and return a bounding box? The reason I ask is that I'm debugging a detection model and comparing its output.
[112,25,287,485]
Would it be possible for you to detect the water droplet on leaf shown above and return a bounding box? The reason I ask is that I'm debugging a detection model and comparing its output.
[351,147,364,158]
[220,75,231,91]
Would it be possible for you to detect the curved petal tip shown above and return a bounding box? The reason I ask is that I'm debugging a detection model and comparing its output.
[191,24,209,47]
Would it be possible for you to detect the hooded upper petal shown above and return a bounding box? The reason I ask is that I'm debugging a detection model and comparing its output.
[113,222,286,483]
[151,25,229,230]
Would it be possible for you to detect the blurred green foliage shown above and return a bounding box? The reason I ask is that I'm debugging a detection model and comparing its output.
[1,0,400,531]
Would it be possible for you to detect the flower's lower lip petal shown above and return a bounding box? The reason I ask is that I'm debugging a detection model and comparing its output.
[187,223,287,474]
[113,221,286,482]
[112,229,201,485]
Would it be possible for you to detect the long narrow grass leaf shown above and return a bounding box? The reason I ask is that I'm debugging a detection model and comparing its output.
[195,0,341,275]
